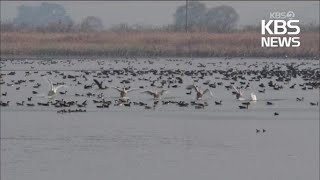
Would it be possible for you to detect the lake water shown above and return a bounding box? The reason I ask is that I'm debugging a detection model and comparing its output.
[1,57,319,180]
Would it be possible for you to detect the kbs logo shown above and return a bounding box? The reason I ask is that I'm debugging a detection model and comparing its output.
[261,11,300,47]
[269,11,295,19]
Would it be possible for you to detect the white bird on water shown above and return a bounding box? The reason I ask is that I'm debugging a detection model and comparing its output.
[111,86,139,99]
[232,85,245,101]
[250,92,257,101]
[187,84,213,100]
[47,79,67,98]
[141,89,168,100]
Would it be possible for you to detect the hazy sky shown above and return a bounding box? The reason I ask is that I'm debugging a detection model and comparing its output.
[1,1,319,28]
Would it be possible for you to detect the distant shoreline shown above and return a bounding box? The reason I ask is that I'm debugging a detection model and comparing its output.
[1,31,319,58]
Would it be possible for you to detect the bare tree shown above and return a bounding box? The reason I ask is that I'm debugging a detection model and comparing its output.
[205,5,239,32]
[80,16,104,32]
[14,2,73,30]
[174,1,207,31]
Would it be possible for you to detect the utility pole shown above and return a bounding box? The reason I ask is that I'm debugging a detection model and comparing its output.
[186,0,192,58]
[185,0,188,32]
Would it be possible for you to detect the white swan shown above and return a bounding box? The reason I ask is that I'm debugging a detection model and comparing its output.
[141,89,168,100]
[111,86,138,99]
[232,85,245,100]
[187,84,213,100]
[250,92,257,101]
[47,79,67,97]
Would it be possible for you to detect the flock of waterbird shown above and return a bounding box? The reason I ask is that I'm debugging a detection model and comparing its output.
[0,58,319,118]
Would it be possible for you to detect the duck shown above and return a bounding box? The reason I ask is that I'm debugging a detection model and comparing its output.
[93,79,108,90]
[239,102,250,109]
[239,105,248,109]
[215,100,222,105]
[26,103,35,107]
[16,101,24,106]
[1,101,10,107]
[296,97,304,101]
[266,101,273,105]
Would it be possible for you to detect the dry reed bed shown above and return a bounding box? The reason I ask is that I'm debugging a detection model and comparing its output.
[1,31,318,57]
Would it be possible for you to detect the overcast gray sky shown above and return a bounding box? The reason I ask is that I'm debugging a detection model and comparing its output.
[1,1,319,28]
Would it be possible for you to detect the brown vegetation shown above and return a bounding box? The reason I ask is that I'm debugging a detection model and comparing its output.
[1,31,319,57]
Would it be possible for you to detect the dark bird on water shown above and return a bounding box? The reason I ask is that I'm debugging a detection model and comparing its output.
[256,129,266,133]
[310,102,318,106]
[266,101,273,105]
[215,100,222,105]
[296,97,304,101]
[93,79,108,90]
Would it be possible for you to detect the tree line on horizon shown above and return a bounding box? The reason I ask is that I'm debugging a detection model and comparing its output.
[1,2,319,33]
[1,2,104,32]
